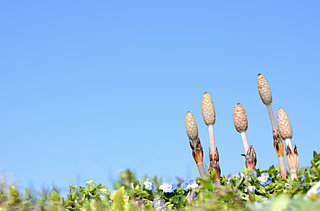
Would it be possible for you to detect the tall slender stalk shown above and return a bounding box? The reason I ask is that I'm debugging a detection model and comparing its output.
[257,74,287,178]
[233,103,249,154]
[202,92,216,158]
[233,103,257,168]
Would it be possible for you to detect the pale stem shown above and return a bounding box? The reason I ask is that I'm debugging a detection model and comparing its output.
[197,163,206,179]
[278,156,287,178]
[240,131,249,154]
[285,138,293,151]
[208,124,215,156]
[265,104,277,131]
[290,170,297,180]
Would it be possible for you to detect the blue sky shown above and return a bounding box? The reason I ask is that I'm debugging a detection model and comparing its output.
[0,1,319,194]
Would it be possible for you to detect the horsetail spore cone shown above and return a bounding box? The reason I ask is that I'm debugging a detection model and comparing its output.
[277,108,293,150]
[233,103,249,154]
[257,74,287,178]
[185,112,206,179]
[185,112,198,141]
[202,92,215,126]
[257,73,272,105]
[257,74,276,130]
[202,92,216,160]
[233,103,248,133]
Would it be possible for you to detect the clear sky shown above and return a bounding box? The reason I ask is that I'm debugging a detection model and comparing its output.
[0,1,319,195]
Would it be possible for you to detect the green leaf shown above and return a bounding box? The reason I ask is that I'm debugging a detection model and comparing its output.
[100,187,109,194]
[69,186,78,189]
[113,186,126,211]
[50,191,60,202]
[88,183,96,192]
[85,180,93,185]
[242,167,249,175]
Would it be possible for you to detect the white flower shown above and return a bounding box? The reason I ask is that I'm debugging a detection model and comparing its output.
[159,183,177,193]
[186,180,198,189]
[143,178,154,190]
[257,173,272,186]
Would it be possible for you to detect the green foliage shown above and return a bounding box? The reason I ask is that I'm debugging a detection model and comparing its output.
[0,151,320,210]
[113,186,126,211]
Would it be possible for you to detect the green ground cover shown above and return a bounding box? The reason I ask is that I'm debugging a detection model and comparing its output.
[1,151,320,210]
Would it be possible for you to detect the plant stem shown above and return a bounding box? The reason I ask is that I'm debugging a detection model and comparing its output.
[197,163,206,179]
[279,156,287,178]
[290,170,297,180]
[267,104,287,178]
[208,124,215,157]
[240,131,249,154]
[266,104,277,130]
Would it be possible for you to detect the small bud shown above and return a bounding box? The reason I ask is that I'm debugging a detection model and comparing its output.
[257,74,272,105]
[189,137,203,165]
[245,146,257,170]
[277,108,293,140]
[233,103,248,132]
[202,92,216,126]
[185,112,198,141]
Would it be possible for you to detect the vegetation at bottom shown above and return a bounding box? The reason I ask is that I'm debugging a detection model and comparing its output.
[0,151,320,210]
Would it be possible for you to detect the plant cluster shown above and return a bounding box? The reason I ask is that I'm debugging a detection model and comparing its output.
[0,74,318,210]
[0,153,320,210]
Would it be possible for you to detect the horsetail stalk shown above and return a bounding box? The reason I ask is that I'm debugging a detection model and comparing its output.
[257,74,287,178]
[185,112,206,179]
[209,147,221,185]
[233,103,249,154]
[202,92,216,159]
[277,108,298,180]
